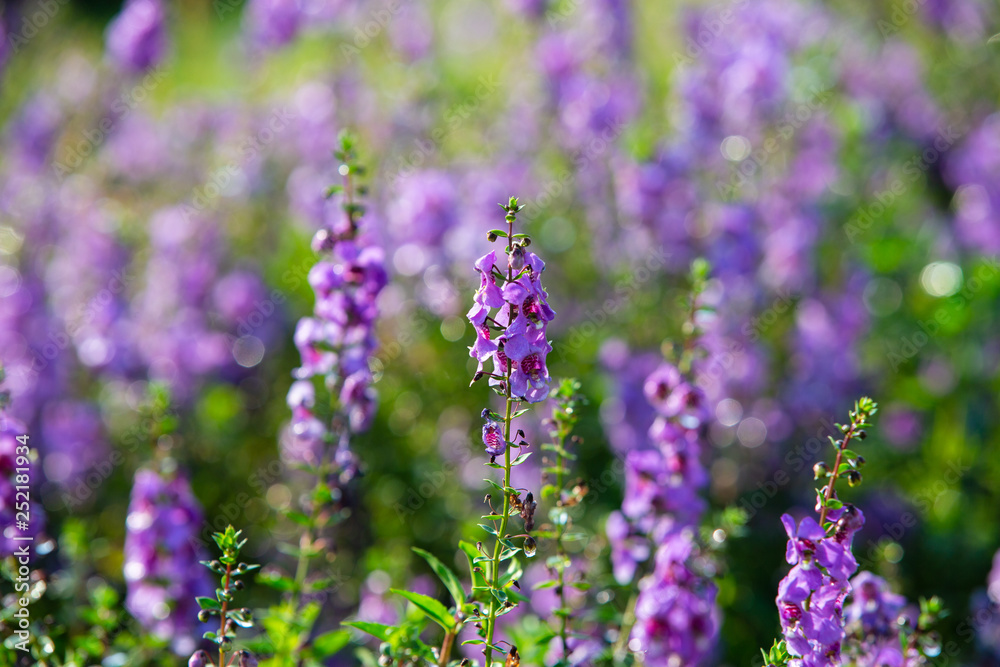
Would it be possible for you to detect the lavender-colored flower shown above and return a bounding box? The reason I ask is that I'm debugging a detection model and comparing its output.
[607,361,718,664]
[842,572,910,667]
[606,510,650,584]
[106,0,168,72]
[776,507,865,664]
[188,650,210,667]
[284,148,387,478]
[630,533,719,666]
[123,468,211,654]
[468,227,555,404]
[481,414,506,457]
[245,0,302,49]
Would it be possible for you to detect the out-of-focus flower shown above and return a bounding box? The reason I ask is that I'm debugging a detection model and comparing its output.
[123,468,211,653]
[245,0,302,49]
[106,0,168,72]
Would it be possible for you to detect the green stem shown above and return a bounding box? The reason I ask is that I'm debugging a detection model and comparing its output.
[484,208,517,667]
[818,427,855,526]
[219,562,232,667]
[484,395,513,666]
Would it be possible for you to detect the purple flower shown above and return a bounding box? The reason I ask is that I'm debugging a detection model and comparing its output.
[782,514,826,564]
[607,359,718,663]
[630,533,719,666]
[482,415,506,457]
[106,0,167,72]
[245,0,302,49]
[776,507,865,662]
[123,468,211,654]
[606,510,650,584]
[284,159,386,478]
[845,572,906,636]
[468,240,555,404]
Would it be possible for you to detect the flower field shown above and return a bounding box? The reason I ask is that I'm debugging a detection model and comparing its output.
[1,0,1000,665]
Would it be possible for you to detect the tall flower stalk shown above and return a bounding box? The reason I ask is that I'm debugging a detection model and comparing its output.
[268,131,387,661]
[772,398,877,666]
[607,260,719,666]
[467,197,555,666]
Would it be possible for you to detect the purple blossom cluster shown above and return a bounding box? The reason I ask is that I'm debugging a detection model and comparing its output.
[285,170,388,476]
[776,501,865,665]
[123,467,211,654]
[607,362,718,665]
[843,571,913,666]
[468,238,555,409]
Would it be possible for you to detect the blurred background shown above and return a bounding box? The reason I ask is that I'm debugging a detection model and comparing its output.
[1,0,1000,664]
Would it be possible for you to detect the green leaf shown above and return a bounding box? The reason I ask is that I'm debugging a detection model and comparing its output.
[512,408,530,418]
[311,630,351,658]
[283,510,311,527]
[478,523,499,536]
[196,596,221,611]
[826,498,843,510]
[488,229,509,238]
[343,621,393,642]
[841,449,859,460]
[412,548,466,608]
[459,541,488,591]
[390,589,457,630]
[511,452,532,465]
[484,478,505,494]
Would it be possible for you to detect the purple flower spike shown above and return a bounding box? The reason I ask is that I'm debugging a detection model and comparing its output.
[106,0,167,72]
[467,213,554,403]
[123,468,211,654]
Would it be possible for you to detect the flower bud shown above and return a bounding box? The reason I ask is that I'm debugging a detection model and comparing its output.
[189,650,211,667]
[847,470,862,487]
[508,245,525,272]
[813,462,829,479]
[237,651,258,667]
[856,429,867,440]
[197,609,211,623]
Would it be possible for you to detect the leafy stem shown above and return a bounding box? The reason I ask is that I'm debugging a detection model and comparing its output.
[816,397,877,526]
